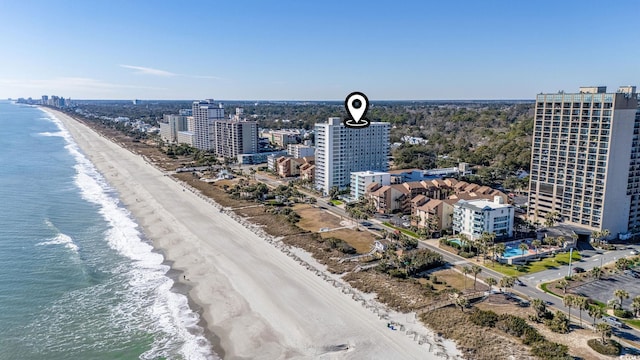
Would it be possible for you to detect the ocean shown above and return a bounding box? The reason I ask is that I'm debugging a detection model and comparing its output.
[0,101,217,359]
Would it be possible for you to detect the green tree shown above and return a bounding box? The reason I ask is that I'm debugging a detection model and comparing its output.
[588,304,604,328]
[556,279,569,294]
[531,239,542,257]
[455,295,469,312]
[493,242,506,265]
[575,296,589,327]
[531,298,548,322]
[563,294,576,323]
[590,266,603,280]
[518,242,529,257]
[462,266,471,289]
[595,323,612,344]
[499,276,515,293]
[614,289,629,309]
[485,277,497,293]
[471,265,482,290]
[631,296,640,317]
[615,258,631,272]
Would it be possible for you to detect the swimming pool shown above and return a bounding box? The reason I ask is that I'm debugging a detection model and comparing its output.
[503,243,526,258]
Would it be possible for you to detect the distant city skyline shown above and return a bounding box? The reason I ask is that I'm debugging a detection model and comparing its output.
[0,1,638,100]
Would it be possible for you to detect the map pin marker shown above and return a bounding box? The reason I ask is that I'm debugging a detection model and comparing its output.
[344,92,370,128]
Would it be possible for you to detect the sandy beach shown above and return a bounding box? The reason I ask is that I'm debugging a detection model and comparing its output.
[51,108,460,359]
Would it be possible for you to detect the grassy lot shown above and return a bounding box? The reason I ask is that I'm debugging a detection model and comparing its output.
[540,282,563,298]
[490,251,582,276]
[330,199,343,205]
[320,228,376,254]
[294,204,345,231]
[624,319,640,330]
[429,268,488,292]
[382,222,420,238]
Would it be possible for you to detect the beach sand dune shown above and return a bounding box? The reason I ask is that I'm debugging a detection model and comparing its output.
[54,109,450,359]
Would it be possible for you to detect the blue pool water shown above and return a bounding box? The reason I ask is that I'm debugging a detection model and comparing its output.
[503,244,526,258]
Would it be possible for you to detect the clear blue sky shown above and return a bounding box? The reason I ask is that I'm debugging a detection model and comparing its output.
[0,0,638,100]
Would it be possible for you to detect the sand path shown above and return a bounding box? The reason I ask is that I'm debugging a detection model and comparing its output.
[54,109,446,359]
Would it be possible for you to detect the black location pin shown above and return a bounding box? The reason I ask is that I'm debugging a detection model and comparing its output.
[344,92,370,128]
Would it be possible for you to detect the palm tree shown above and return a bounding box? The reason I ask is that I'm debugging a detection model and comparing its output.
[494,243,506,265]
[499,276,516,293]
[485,277,497,293]
[614,289,630,309]
[590,266,603,280]
[595,323,612,344]
[462,266,471,289]
[631,296,640,318]
[563,294,576,323]
[531,239,542,257]
[591,230,601,245]
[588,304,604,328]
[600,229,611,244]
[471,265,482,290]
[575,296,589,327]
[557,279,569,294]
[531,298,547,322]
[518,242,529,257]
[455,295,469,312]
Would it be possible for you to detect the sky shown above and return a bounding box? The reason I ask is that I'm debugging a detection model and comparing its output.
[0,0,638,100]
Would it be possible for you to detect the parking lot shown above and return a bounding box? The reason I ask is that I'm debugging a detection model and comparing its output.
[571,272,640,305]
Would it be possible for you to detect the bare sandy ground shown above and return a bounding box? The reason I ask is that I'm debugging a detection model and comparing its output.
[52,109,458,359]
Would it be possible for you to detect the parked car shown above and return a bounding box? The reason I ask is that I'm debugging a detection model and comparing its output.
[604,316,623,327]
[515,279,525,286]
[402,222,410,227]
[631,250,638,255]
[572,267,585,273]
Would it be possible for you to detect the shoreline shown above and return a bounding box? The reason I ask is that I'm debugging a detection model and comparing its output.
[49,108,461,359]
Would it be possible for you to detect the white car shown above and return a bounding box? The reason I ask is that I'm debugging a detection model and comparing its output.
[402,222,410,227]
[631,250,638,255]
[604,316,623,327]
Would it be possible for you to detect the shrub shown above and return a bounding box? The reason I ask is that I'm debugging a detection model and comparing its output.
[587,339,621,356]
[613,309,633,318]
[522,327,545,345]
[449,241,461,249]
[545,311,569,334]
[325,237,356,254]
[388,269,407,279]
[469,309,499,327]
[458,251,475,258]
[496,314,531,337]
[530,340,571,359]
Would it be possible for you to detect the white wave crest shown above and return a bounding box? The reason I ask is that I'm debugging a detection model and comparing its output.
[40,109,218,360]
[37,131,65,137]
[37,233,79,253]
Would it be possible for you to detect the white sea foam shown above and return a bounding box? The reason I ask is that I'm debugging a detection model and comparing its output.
[37,233,80,253]
[37,131,65,137]
[40,109,218,360]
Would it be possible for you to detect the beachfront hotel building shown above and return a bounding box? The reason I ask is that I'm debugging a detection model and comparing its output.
[528,86,639,238]
[314,117,390,196]
[212,119,258,158]
[159,114,188,143]
[452,197,514,240]
[192,100,225,150]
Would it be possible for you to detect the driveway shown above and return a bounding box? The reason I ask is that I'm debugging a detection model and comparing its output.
[570,272,640,305]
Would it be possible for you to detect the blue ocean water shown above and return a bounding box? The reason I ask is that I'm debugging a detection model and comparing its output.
[0,101,216,360]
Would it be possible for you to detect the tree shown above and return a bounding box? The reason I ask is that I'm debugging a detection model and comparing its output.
[588,304,604,328]
[455,295,469,312]
[462,266,471,289]
[595,323,612,344]
[471,265,482,290]
[493,243,506,265]
[485,277,497,293]
[544,211,559,228]
[575,296,589,327]
[329,186,339,201]
[499,276,515,293]
[614,289,630,309]
[531,298,548,322]
[615,258,631,272]
[631,296,640,318]
[563,294,576,323]
[590,266,603,280]
[531,239,542,257]
[556,279,569,294]
[518,242,529,257]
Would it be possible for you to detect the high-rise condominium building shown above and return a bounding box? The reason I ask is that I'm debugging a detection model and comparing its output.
[314,117,390,196]
[212,119,258,158]
[528,86,639,237]
[192,100,224,150]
